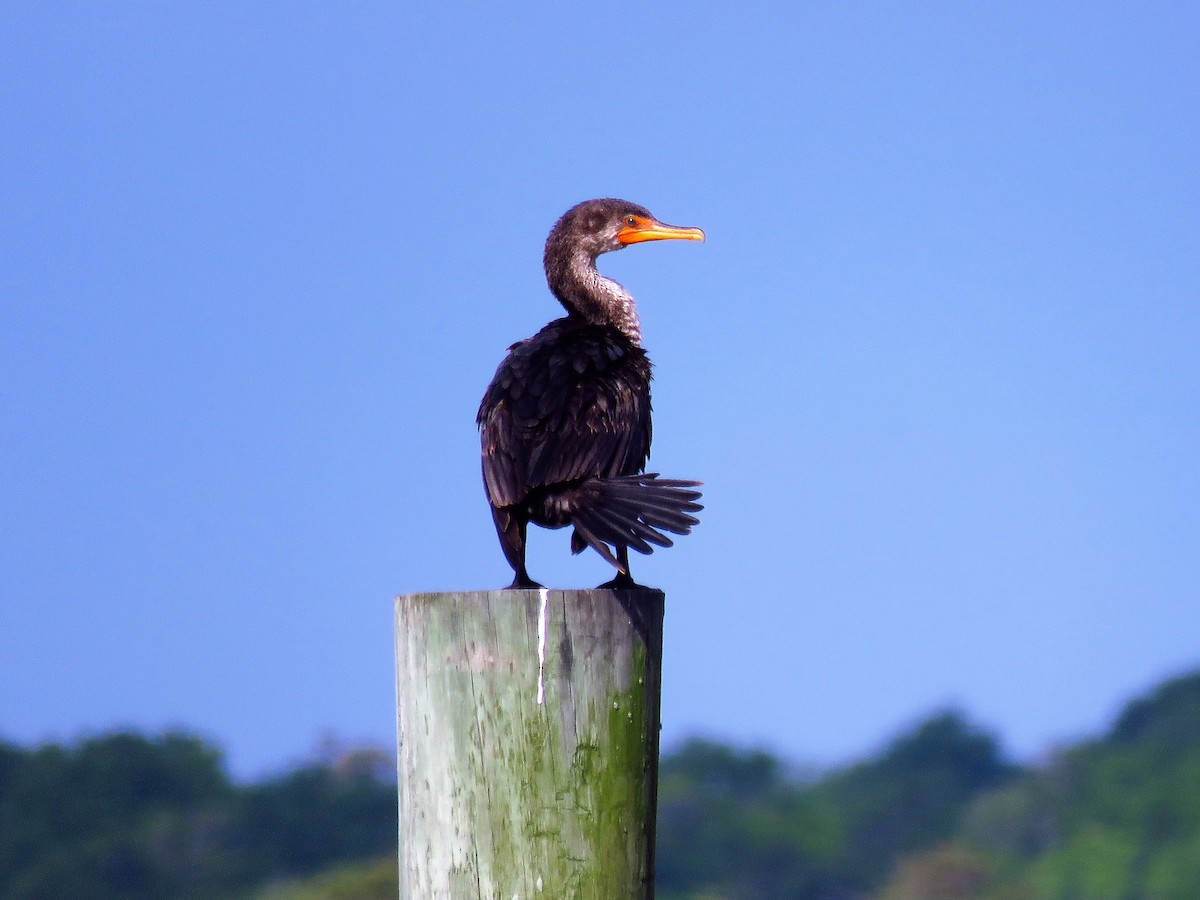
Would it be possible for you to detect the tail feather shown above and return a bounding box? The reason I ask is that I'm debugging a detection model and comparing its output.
[570,517,623,569]
[626,499,702,529]
[584,507,658,555]
[569,473,704,564]
[585,503,673,553]
[608,491,702,532]
[608,486,703,512]
[606,475,703,502]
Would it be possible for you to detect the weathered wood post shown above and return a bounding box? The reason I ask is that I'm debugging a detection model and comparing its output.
[394,588,664,899]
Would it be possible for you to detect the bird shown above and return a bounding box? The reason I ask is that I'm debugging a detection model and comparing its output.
[477,198,705,589]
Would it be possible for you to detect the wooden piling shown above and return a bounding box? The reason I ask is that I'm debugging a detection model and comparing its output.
[394,588,665,899]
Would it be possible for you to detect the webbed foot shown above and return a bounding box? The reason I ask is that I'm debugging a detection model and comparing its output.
[505,573,544,590]
[597,572,646,590]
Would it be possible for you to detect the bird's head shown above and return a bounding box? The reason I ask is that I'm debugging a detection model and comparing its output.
[546,198,705,260]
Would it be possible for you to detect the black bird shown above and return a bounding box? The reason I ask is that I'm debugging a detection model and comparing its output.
[478,198,705,589]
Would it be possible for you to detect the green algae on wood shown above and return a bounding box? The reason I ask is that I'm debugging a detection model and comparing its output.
[395,589,664,899]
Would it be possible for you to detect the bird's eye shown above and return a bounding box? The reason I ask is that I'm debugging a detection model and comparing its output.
[625,216,637,226]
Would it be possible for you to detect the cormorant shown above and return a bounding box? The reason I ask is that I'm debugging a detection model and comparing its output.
[477,198,705,589]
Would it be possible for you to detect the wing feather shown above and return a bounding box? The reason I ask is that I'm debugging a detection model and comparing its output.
[478,318,651,510]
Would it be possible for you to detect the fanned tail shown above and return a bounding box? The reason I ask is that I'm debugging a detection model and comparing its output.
[569,473,703,571]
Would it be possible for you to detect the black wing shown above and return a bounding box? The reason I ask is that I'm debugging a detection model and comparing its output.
[477,318,652,510]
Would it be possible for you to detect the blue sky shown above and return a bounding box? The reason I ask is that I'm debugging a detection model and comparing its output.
[2,3,1197,778]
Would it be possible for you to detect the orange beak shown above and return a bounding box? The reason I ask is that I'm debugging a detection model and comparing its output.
[616,215,706,246]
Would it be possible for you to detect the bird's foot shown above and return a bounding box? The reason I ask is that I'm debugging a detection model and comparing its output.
[505,573,545,590]
[596,572,648,591]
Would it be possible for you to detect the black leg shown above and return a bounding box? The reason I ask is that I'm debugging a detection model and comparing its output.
[508,572,545,589]
[493,507,543,589]
[597,546,644,590]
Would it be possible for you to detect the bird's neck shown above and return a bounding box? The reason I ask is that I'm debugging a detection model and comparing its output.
[545,248,642,344]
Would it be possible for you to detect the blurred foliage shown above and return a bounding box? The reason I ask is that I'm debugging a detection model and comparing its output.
[876,669,1200,900]
[3,670,1200,899]
[0,733,396,899]
[253,857,397,900]
[657,711,1014,900]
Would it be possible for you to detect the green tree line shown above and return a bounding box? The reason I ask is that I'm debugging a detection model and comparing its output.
[3,669,1198,899]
